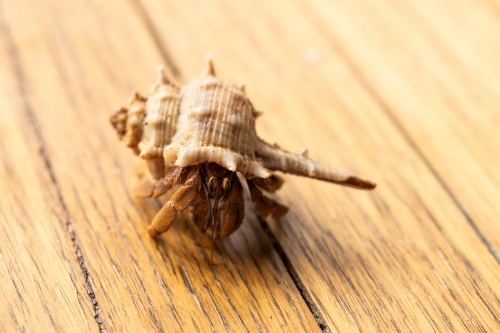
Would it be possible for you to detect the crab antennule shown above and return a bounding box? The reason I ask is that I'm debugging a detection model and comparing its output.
[256,140,376,190]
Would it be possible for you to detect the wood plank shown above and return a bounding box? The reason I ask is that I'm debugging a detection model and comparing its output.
[0,0,320,331]
[134,0,500,331]
[299,0,500,257]
[0,12,93,332]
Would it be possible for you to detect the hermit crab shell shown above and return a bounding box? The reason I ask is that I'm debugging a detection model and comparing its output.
[111,56,376,190]
[137,59,268,179]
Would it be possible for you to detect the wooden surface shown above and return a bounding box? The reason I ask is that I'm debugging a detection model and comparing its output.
[1,0,499,332]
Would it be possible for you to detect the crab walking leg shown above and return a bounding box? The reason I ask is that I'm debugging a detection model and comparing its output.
[218,177,245,239]
[247,180,289,219]
[253,173,285,193]
[256,140,376,190]
[134,167,184,198]
[147,168,201,238]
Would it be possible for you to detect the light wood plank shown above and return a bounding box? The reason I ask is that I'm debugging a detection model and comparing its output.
[3,0,500,331]
[0,13,93,331]
[300,0,500,257]
[0,0,321,331]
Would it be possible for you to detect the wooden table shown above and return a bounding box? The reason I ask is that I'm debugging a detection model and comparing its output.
[1,0,499,332]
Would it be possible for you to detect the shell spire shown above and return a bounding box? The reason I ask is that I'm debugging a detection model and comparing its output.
[253,110,264,118]
[256,140,376,190]
[204,54,216,76]
[156,65,171,85]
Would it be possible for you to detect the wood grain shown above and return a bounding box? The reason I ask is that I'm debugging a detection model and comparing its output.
[0,48,92,332]
[0,1,318,332]
[1,0,499,332]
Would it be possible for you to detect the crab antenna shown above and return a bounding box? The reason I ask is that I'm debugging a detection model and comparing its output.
[256,141,377,190]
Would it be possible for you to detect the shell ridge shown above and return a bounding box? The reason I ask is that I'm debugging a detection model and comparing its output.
[158,98,167,149]
[205,77,221,148]
[140,83,181,160]
[214,80,226,148]
[218,81,230,169]
[201,77,218,148]
[216,81,233,169]
[243,106,253,166]
[234,91,246,159]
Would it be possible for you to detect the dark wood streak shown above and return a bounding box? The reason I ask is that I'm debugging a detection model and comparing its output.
[0,246,26,309]
[448,288,485,332]
[249,311,263,333]
[179,265,196,294]
[50,221,93,333]
[138,278,165,333]
[156,274,185,330]
[464,261,500,326]
[214,276,252,332]
[311,292,340,333]
[7,308,22,333]
[347,176,498,331]
[415,300,439,333]
[256,213,331,332]
[354,254,404,333]
[34,278,57,331]
[0,7,107,332]
[152,237,216,330]
[406,186,500,330]
[203,283,233,332]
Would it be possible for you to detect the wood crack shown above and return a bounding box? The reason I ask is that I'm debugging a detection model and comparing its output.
[256,214,332,333]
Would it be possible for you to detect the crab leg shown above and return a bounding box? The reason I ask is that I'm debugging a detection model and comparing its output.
[253,173,285,193]
[134,166,184,198]
[247,179,288,219]
[147,168,201,238]
[256,140,376,190]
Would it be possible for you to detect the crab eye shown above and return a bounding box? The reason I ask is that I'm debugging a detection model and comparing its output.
[207,177,217,197]
[221,178,230,194]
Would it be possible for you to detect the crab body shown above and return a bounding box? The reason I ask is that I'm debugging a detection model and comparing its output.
[110,56,376,240]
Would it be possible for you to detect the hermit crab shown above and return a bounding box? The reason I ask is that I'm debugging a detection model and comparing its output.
[110,56,376,242]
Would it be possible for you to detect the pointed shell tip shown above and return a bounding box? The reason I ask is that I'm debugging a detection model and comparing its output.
[156,65,170,84]
[204,54,216,76]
